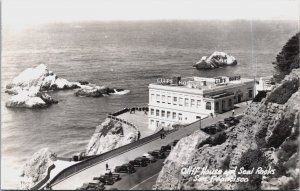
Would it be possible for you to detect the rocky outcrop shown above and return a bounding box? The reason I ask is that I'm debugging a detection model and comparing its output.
[5,87,58,108]
[20,148,57,190]
[5,64,80,93]
[5,64,129,108]
[5,64,80,108]
[74,85,130,97]
[85,118,139,155]
[193,51,237,69]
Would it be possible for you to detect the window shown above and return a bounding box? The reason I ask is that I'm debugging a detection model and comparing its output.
[191,99,195,107]
[196,100,201,108]
[172,112,176,119]
[167,111,171,118]
[156,109,160,116]
[162,122,165,126]
[184,98,189,107]
[179,97,183,106]
[156,121,159,128]
[156,94,160,103]
[151,94,155,102]
[248,89,253,99]
[151,109,154,115]
[161,110,165,117]
[173,97,178,105]
[162,95,166,103]
[150,120,154,126]
[167,96,171,104]
[206,102,212,110]
[178,113,182,121]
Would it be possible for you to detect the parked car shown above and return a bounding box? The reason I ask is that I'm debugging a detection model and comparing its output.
[202,124,218,134]
[104,173,121,181]
[148,150,166,159]
[76,181,105,190]
[160,145,172,152]
[129,158,147,167]
[135,156,151,164]
[216,121,228,129]
[114,164,136,174]
[142,154,157,163]
[172,140,179,146]
[93,175,116,185]
[224,116,239,126]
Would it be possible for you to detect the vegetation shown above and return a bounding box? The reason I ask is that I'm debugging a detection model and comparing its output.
[237,149,268,190]
[273,33,299,82]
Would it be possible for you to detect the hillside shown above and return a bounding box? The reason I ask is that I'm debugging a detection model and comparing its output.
[154,33,300,190]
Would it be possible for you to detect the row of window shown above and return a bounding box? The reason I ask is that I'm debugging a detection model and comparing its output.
[150,93,202,108]
[150,108,183,120]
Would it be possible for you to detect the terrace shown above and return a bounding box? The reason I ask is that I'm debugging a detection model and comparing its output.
[117,110,154,138]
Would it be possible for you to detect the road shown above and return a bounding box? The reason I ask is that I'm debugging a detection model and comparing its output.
[51,103,247,190]
[105,158,165,190]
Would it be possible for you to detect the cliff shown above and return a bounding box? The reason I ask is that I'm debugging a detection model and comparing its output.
[273,33,299,82]
[85,118,139,155]
[20,148,57,190]
[155,35,300,190]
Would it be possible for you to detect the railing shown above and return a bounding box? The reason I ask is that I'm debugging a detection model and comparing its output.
[107,115,137,129]
[47,118,203,189]
[48,128,166,187]
[30,164,55,190]
[109,107,148,116]
[56,157,72,162]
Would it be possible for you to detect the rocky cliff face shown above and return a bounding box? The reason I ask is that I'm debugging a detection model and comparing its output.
[85,118,139,155]
[155,35,300,190]
[20,148,57,190]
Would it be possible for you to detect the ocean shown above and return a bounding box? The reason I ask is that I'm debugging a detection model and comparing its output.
[1,20,298,188]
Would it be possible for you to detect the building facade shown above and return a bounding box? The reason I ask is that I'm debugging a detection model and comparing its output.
[148,76,255,130]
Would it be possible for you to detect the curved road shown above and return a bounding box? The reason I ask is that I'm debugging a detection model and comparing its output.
[51,103,247,190]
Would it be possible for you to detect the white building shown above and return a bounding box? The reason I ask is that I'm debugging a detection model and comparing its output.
[148,76,255,130]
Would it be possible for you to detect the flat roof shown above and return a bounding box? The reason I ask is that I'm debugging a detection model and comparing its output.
[150,76,254,93]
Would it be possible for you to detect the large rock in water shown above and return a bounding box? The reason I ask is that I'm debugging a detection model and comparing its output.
[154,69,300,190]
[74,85,115,97]
[5,64,80,92]
[5,64,81,108]
[5,64,128,108]
[193,51,237,69]
[20,148,57,190]
[86,118,139,155]
[5,87,58,108]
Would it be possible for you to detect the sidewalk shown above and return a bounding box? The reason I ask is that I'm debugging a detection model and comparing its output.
[52,103,247,190]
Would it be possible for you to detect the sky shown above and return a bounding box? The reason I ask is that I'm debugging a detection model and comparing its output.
[2,0,300,28]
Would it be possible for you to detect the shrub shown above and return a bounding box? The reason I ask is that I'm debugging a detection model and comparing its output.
[237,149,268,190]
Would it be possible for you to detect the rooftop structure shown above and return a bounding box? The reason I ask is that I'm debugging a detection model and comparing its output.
[148,75,255,130]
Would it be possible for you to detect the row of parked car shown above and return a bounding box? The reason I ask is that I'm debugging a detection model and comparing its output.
[202,116,240,135]
[76,139,179,190]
